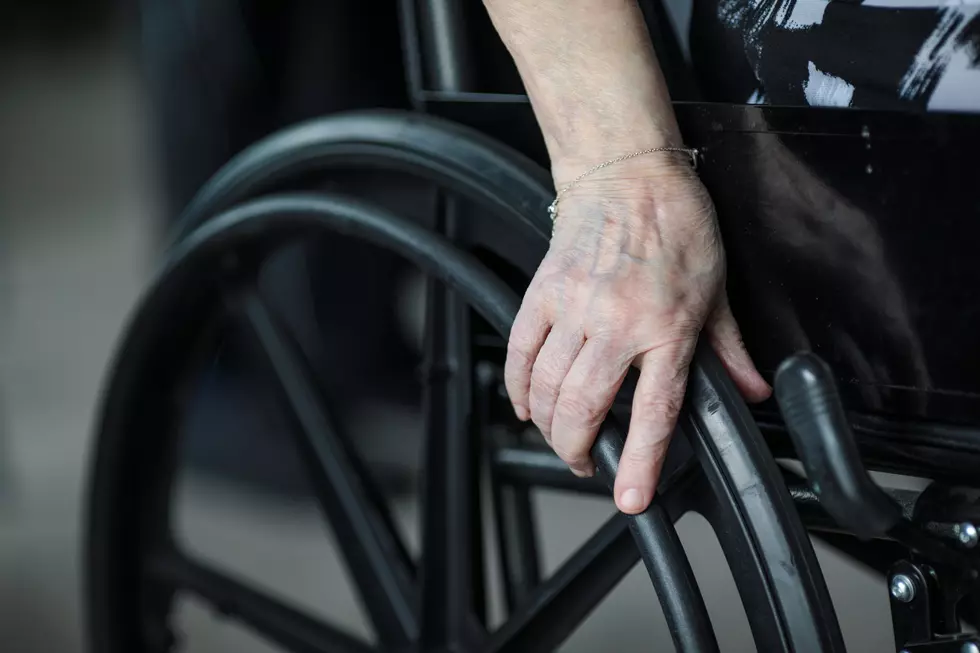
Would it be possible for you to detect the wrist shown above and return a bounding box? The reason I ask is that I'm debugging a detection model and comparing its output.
[550,145,696,192]
[548,152,705,236]
[546,119,682,173]
[544,107,687,182]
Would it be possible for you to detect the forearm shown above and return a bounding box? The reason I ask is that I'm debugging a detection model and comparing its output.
[483,0,682,178]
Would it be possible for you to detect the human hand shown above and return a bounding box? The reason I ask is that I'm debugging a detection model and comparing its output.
[505,155,771,514]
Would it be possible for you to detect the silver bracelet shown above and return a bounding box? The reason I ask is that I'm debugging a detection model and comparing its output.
[547,146,699,231]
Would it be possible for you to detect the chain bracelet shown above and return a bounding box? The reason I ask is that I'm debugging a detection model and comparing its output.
[547,146,699,233]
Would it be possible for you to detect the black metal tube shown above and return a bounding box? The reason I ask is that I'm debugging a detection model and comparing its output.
[415,0,475,92]
[396,0,427,106]
[490,481,542,610]
[592,425,720,653]
[781,470,980,574]
[241,290,418,646]
[480,364,542,611]
[488,514,639,652]
[888,521,980,574]
[492,444,608,496]
[146,550,374,653]
[418,207,486,646]
[810,532,908,578]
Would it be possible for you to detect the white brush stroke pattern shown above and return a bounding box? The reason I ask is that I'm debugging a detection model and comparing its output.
[899,6,980,102]
[785,1,829,30]
[803,60,855,107]
[926,44,980,110]
[862,0,979,7]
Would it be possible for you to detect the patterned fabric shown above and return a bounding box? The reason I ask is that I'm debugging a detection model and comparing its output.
[702,0,980,111]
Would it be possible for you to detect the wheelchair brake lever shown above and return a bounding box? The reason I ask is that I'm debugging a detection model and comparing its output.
[776,353,980,577]
[774,352,902,540]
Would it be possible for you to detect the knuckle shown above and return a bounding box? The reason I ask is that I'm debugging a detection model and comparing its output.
[529,366,563,401]
[528,386,553,415]
[504,364,531,396]
[555,392,606,429]
[529,406,552,439]
[652,317,702,348]
[637,396,682,426]
[551,440,591,467]
[729,331,748,353]
[670,317,704,340]
[506,341,535,371]
[624,439,666,466]
[511,302,550,338]
[537,268,574,294]
[589,319,627,343]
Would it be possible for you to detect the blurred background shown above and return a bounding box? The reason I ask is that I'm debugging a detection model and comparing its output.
[0,1,896,651]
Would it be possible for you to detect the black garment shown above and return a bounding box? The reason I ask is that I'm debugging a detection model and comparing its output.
[691,0,980,111]
[136,0,408,215]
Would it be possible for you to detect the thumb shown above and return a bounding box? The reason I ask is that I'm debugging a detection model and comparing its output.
[705,299,772,403]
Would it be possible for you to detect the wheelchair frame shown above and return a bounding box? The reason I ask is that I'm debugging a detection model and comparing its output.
[85,2,980,652]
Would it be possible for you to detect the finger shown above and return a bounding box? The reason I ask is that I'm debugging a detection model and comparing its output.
[529,326,586,443]
[551,338,630,477]
[705,300,772,402]
[505,301,551,421]
[615,338,697,514]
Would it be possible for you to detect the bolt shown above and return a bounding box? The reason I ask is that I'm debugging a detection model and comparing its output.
[962,642,979,653]
[890,574,916,603]
[956,522,978,548]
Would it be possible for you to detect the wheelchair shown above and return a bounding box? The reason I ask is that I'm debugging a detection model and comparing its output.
[85,3,980,652]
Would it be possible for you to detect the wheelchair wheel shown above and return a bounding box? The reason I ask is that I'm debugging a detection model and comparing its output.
[85,111,846,652]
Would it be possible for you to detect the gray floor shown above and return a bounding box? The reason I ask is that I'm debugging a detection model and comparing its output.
[0,39,897,653]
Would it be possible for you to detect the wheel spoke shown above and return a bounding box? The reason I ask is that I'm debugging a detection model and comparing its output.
[491,442,608,496]
[488,513,638,652]
[145,549,375,653]
[418,268,486,647]
[491,425,716,651]
[238,290,417,646]
[490,480,541,613]
[479,364,542,612]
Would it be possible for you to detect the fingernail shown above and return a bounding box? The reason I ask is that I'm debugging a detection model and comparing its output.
[513,404,529,421]
[619,488,644,513]
[571,465,595,478]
